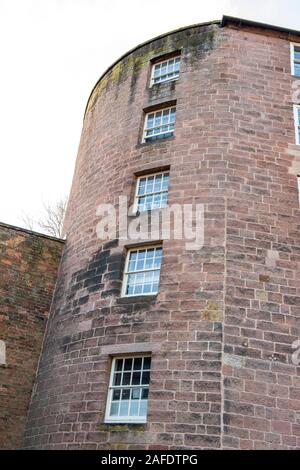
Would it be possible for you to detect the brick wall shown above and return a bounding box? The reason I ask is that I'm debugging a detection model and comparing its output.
[0,223,64,449]
[23,21,300,449]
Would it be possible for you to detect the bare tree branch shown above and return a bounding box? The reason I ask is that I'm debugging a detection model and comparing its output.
[20,212,36,232]
[21,197,68,238]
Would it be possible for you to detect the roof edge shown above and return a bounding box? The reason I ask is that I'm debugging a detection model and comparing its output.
[0,221,66,243]
[221,15,300,37]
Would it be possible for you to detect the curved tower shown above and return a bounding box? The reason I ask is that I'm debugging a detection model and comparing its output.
[24,17,300,449]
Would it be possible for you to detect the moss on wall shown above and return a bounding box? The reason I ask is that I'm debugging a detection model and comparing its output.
[86,24,217,113]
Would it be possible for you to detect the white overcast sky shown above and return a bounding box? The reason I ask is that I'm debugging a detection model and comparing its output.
[0,0,299,232]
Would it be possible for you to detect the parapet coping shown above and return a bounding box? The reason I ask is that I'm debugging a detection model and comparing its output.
[0,221,65,244]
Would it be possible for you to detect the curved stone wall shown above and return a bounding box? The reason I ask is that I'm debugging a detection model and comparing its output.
[23,20,300,450]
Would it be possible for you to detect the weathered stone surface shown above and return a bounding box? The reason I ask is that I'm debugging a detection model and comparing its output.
[21,19,300,450]
[0,223,64,449]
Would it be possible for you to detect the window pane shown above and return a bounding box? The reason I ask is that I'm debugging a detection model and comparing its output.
[154,65,160,77]
[126,284,134,296]
[294,47,300,60]
[128,260,136,272]
[137,250,146,260]
[170,108,176,122]
[122,373,131,385]
[152,282,159,293]
[124,358,133,370]
[132,388,141,399]
[138,178,146,195]
[143,283,152,293]
[113,389,121,400]
[147,113,154,124]
[132,372,141,385]
[161,62,167,75]
[129,251,137,261]
[142,371,150,385]
[133,357,142,370]
[110,402,119,416]
[144,271,154,283]
[175,58,181,71]
[134,284,143,295]
[120,401,129,416]
[136,259,145,270]
[144,253,154,268]
[143,357,151,369]
[139,400,148,416]
[130,401,139,416]
[113,373,121,386]
[122,388,130,400]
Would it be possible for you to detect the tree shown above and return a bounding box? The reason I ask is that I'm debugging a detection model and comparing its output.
[21,197,68,238]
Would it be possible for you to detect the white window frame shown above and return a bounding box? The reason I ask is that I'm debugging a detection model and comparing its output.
[150,55,181,86]
[290,42,300,77]
[142,106,176,143]
[105,355,151,424]
[0,340,6,365]
[122,245,163,297]
[293,105,300,145]
[133,171,170,213]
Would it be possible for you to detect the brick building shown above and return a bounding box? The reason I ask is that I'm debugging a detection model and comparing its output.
[0,223,64,449]
[5,15,299,449]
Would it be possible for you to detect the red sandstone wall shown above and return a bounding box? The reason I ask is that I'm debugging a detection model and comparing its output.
[23,22,300,449]
[0,223,64,449]
[220,26,300,449]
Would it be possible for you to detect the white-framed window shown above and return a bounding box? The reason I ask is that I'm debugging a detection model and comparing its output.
[134,171,170,213]
[0,340,6,365]
[290,43,300,77]
[293,105,300,145]
[151,56,181,86]
[122,245,163,297]
[143,106,176,142]
[105,355,151,423]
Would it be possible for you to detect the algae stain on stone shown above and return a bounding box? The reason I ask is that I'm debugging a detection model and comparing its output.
[87,46,167,112]
[86,25,216,113]
[201,300,222,321]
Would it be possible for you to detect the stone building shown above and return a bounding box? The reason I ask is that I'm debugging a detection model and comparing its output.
[0,223,64,449]
[2,15,300,450]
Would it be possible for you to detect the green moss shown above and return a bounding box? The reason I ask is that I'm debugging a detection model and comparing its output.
[181,30,215,64]
[86,25,216,113]
[98,423,146,432]
[112,444,128,450]
[87,45,167,113]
